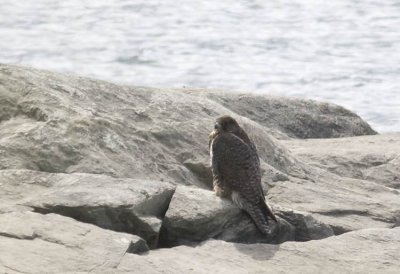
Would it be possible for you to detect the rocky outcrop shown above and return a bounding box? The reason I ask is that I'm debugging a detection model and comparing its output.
[2,210,398,273]
[0,63,373,188]
[0,64,399,273]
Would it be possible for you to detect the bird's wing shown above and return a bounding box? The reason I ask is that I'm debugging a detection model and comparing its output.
[211,132,263,202]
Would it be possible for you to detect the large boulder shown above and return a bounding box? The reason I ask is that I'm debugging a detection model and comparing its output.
[0,63,374,188]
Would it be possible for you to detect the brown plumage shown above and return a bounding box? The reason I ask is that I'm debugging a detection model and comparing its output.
[209,116,277,234]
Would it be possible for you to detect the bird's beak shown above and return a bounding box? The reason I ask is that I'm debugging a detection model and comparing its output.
[214,122,221,130]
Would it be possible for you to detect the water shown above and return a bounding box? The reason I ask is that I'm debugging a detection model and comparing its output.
[0,0,399,132]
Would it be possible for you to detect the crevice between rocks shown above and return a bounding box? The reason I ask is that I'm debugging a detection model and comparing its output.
[28,206,153,255]
[25,185,341,256]
[30,204,162,252]
[0,232,37,241]
[1,263,27,274]
[312,209,370,217]
[27,186,177,254]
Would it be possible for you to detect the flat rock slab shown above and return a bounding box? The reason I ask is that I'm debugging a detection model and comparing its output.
[0,169,175,247]
[119,228,400,274]
[0,211,148,273]
[283,134,400,189]
[269,171,400,234]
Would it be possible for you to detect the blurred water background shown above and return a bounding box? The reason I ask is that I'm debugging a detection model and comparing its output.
[0,0,399,132]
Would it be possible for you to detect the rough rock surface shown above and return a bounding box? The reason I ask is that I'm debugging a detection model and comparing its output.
[273,205,335,241]
[0,63,373,188]
[283,134,400,189]
[119,228,400,274]
[160,186,295,246]
[268,169,400,234]
[0,211,148,273]
[0,64,399,273]
[0,169,175,248]
[201,90,377,139]
[160,186,333,247]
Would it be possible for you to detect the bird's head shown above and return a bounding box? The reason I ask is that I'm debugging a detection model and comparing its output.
[214,116,240,132]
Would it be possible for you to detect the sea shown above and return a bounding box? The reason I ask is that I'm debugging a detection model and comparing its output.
[1,0,399,132]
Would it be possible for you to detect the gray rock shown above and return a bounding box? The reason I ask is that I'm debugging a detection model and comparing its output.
[160,186,334,247]
[0,169,175,248]
[119,228,400,274]
[364,157,400,189]
[0,63,372,188]
[274,205,334,241]
[1,64,398,236]
[0,211,148,273]
[160,186,290,246]
[0,64,399,273]
[269,172,400,234]
[202,91,377,139]
[283,134,400,189]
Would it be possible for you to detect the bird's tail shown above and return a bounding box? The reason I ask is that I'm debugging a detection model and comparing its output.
[232,192,277,235]
[260,199,278,223]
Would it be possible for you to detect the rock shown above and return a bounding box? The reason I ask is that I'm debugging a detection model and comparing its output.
[274,205,334,241]
[283,134,400,189]
[0,211,148,273]
[1,64,398,236]
[268,169,400,234]
[160,186,294,246]
[201,91,377,139]
[0,64,399,272]
[160,186,334,247]
[0,169,175,248]
[119,228,400,274]
[0,63,372,188]
[364,157,400,189]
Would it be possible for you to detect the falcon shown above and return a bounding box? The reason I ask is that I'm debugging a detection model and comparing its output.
[209,116,277,234]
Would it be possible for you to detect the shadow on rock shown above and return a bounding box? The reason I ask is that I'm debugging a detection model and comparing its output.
[233,242,280,261]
